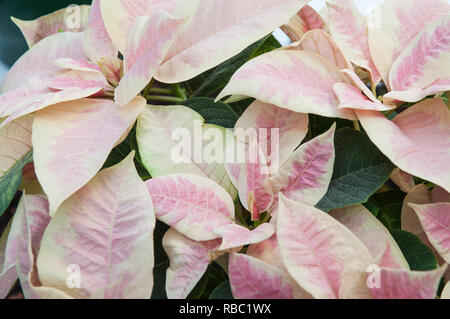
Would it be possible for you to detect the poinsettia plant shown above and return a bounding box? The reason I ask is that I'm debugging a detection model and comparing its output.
[0,0,449,299]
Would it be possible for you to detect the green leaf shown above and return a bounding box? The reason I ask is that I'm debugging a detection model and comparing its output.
[151,260,169,299]
[316,128,395,212]
[0,150,33,216]
[307,114,353,141]
[103,126,151,179]
[372,191,406,230]
[187,262,228,299]
[209,280,234,299]
[180,97,239,128]
[228,98,255,116]
[390,229,438,271]
[187,34,280,98]
[150,221,170,299]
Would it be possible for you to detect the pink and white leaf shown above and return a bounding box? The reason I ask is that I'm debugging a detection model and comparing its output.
[409,202,450,264]
[247,235,285,271]
[390,168,415,193]
[357,98,450,193]
[368,0,450,87]
[270,124,335,208]
[431,186,450,204]
[145,174,235,241]
[327,0,380,85]
[238,141,274,220]
[11,6,90,47]
[388,17,450,93]
[287,29,350,70]
[334,83,393,111]
[235,100,308,171]
[0,220,18,298]
[99,0,177,53]
[330,205,409,270]
[369,265,447,299]
[277,194,373,299]
[341,69,378,102]
[137,106,236,198]
[281,4,328,42]
[37,154,155,299]
[229,253,311,299]
[217,50,356,120]
[83,0,117,63]
[155,0,309,83]
[213,223,275,251]
[163,228,215,299]
[442,281,450,299]
[32,96,146,215]
[0,115,32,180]
[115,11,184,106]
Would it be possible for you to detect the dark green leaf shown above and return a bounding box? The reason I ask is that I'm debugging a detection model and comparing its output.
[151,260,169,299]
[372,191,406,230]
[316,128,395,212]
[102,126,151,179]
[0,150,32,216]
[228,98,255,116]
[307,114,353,141]
[209,280,234,299]
[187,34,280,98]
[187,262,228,299]
[390,229,438,271]
[180,97,239,128]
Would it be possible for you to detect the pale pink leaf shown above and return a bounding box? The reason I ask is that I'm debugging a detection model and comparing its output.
[277,194,373,299]
[410,202,450,264]
[11,6,90,47]
[287,29,350,70]
[0,115,32,180]
[155,0,309,83]
[368,0,450,88]
[235,100,309,172]
[281,4,328,42]
[145,174,235,241]
[401,185,432,237]
[229,253,311,299]
[115,11,184,106]
[83,0,117,63]
[442,281,450,299]
[270,124,335,208]
[99,0,177,53]
[247,235,285,271]
[327,0,381,85]
[137,106,237,198]
[213,223,275,251]
[238,140,274,220]
[341,69,378,102]
[217,50,356,120]
[385,78,450,103]
[0,220,18,298]
[330,205,409,270]
[163,229,215,299]
[357,98,450,193]
[390,168,415,193]
[37,154,155,299]
[369,265,447,299]
[389,17,450,92]
[431,186,450,204]
[32,96,146,215]
[334,82,394,111]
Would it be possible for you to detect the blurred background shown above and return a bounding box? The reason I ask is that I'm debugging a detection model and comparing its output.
[0,0,388,82]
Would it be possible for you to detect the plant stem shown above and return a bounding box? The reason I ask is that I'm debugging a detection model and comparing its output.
[142,78,155,99]
[146,95,184,103]
[172,84,187,100]
[149,87,173,95]
[353,120,361,131]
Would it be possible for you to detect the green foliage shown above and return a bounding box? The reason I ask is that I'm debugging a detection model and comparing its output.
[391,230,439,271]
[180,97,239,128]
[185,34,281,98]
[0,150,32,216]
[209,280,234,299]
[316,128,395,212]
[372,191,406,230]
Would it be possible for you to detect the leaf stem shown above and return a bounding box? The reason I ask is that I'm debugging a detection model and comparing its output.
[353,120,361,131]
[146,95,184,104]
[172,84,187,100]
[149,87,173,95]
[142,78,155,100]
